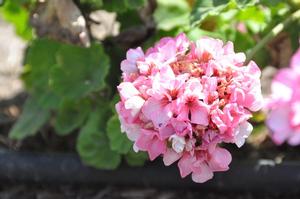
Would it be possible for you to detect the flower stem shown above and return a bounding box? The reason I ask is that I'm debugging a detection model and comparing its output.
[246,9,300,63]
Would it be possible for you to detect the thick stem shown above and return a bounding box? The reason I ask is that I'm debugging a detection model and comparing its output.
[246,9,300,63]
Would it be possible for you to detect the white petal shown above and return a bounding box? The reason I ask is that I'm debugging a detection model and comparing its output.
[234,121,253,147]
[169,134,186,153]
[125,96,145,117]
[118,82,140,99]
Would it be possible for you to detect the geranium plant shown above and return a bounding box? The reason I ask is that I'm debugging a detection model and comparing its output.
[266,47,300,145]
[116,33,263,182]
[0,0,299,183]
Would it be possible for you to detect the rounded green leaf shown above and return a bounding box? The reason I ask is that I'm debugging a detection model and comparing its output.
[23,39,63,109]
[54,99,91,136]
[77,111,121,169]
[50,43,110,99]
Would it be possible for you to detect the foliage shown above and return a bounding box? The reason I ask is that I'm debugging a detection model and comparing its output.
[9,97,50,140]
[0,0,33,40]
[1,0,299,171]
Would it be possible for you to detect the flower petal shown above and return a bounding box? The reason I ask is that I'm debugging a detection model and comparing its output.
[190,104,209,125]
[191,163,213,183]
[163,148,182,166]
[208,147,232,171]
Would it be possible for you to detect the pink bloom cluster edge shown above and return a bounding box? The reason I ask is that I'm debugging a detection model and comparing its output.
[266,47,300,145]
[116,33,263,183]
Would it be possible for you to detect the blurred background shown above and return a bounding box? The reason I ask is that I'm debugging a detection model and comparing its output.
[0,0,300,198]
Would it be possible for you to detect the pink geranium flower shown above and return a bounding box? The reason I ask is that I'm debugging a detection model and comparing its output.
[266,47,300,145]
[116,33,263,183]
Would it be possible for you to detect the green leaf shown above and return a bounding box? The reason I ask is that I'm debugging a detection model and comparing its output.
[103,0,145,13]
[154,0,190,31]
[125,149,148,166]
[54,99,91,136]
[0,0,32,40]
[79,0,103,7]
[50,43,110,100]
[117,9,143,31]
[9,97,50,140]
[23,39,60,90]
[110,95,119,114]
[125,0,146,9]
[236,6,269,33]
[103,0,127,13]
[106,115,132,154]
[23,38,62,109]
[260,0,283,7]
[191,0,234,27]
[77,109,121,169]
[190,0,258,27]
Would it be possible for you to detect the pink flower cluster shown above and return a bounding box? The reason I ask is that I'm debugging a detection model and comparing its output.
[116,33,263,183]
[266,47,300,145]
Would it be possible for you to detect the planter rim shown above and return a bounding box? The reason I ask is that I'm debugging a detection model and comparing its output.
[0,150,300,192]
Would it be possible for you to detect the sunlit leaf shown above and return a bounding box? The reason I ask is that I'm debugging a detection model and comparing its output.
[154,0,190,31]
[0,0,32,40]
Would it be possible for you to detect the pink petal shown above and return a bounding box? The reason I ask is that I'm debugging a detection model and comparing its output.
[246,61,260,78]
[148,138,166,161]
[177,105,189,122]
[159,124,175,139]
[288,131,300,146]
[191,163,213,183]
[178,153,194,178]
[121,60,138,74]
[142,98,172,128]
[267,106,292,145]
[271,69,297,102]
[190,103,209,125]
[211,109,227,133]
[163,148,182,166]
[291,102,300,127]
[127,47,144,61]
[245,91,263,112]
[208,147,232,171]
[290,47,300,69]
[171,118,192,137]
[135,129,155,151]
[223,41,234,54]
[158,40,177,62]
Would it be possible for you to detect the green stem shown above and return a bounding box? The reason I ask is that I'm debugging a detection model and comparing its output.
[246,9,300,63]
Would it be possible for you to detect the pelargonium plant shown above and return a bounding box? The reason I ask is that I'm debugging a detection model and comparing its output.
[266,47,300,146]
[116,33,263,183]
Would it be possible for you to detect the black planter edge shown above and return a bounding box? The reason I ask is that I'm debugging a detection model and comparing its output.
[0,149,300,192]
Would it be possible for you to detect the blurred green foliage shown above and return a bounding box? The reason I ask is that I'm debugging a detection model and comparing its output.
[1,0,299,169]
[0,0,33,40]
